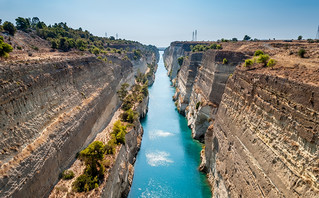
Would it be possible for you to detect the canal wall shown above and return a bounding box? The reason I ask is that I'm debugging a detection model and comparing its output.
[164,41,319,197]
[0,44,158,197]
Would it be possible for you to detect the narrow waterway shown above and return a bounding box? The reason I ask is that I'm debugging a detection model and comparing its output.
[128,52,211,198]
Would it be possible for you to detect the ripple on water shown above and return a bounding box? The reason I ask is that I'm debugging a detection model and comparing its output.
[149,130,174,140]
[146,151,173,167]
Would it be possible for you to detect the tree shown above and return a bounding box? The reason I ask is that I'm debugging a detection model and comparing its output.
[31,17,40,27]
[232,38,238,42]
[112,120,127,144]
[0,19,2,25]
[298,35,302,40]
[243,35,251,41]
[0,36,13,58]
[79,141,105,165]
[15,17,31,31]
[3,21,16,36]
[109,36,115,40]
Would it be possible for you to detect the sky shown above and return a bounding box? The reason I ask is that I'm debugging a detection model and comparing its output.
[1,0,319,47]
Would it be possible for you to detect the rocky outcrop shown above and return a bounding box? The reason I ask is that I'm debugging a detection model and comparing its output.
[165,46,245,142]
[0,50,156,197]
[163,41,209,81]
[205,69,319,197]
[101,96,148,198]
[164,41,319,197]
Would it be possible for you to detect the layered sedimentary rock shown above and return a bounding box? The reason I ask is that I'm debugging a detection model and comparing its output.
[164,41,319,197]
[0,50,157,197]
[205,68,319,197]
[101,96,148,198]
[165,44,246,142]
[163,41,209,80]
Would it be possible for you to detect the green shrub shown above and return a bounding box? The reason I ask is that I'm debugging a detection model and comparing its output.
[72,173,98,192]
[73,141,106,192]
[177,56,184,66]
[216,44,222,49]
[61,170,75,180]
[298,35,302,40]
[3,21,16,36]
[0,36,13,58]
[298,48,306,58]
[267,59,277,67]
[112,120,127,144]
[121,109,138,123]
[79,141,105,164]
[209,44,217,49]
[244,59,254,67]
[104,141,115,155]
[222,58,228,64]
[256,54,270,65]
[254,50,264,56]
[117,83,129,101]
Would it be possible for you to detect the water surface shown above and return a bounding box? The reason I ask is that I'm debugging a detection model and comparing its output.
[129,52,211,198]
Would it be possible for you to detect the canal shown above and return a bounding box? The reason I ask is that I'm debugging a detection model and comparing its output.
[128,51,211,198]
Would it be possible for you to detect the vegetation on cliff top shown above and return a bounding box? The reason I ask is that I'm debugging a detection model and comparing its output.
[190,43,222,52]
[0,36,13,58]
[0,17,158,58]
[244,50,277,68]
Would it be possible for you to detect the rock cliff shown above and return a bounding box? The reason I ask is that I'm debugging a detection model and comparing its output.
[0,48,157,197]
[164,41,319,197]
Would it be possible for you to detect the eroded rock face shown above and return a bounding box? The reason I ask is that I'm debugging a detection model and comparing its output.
[0,53,155,197]
[164,47,245,142]
[164,41,319,197]
[205,69,319,197]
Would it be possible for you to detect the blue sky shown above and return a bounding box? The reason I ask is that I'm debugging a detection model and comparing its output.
[1,0,319,46]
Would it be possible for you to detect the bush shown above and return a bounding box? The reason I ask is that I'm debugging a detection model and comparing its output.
[117,83,129,101]
[254,50,264,56]
[267,59,277,67]
[216,44,222,49]
[244,59,254,67]
[256,54,270,65]
[298,35,302,40]
[72,173,98,192]
[61,170,75,180]
[0,36,13,58]
[3,21,16,36]
[298,48,306,58]
[222,58,228,64]
[177,56,184,66]
[121,109,138,123]
[73,141,105,192]
[112,120,127,144]
[209,44,217,49]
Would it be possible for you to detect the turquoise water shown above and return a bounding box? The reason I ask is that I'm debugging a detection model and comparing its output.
[128,52,212,198]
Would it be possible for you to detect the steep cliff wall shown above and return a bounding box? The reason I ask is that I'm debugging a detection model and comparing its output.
[205,68,319,197]
[165,46,246,142]
[163,41,210,81]
[0,51,156,197]
[164,41,319,197]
